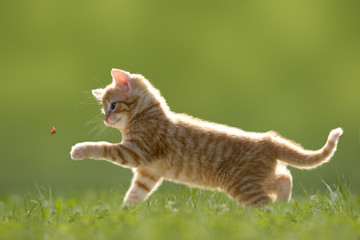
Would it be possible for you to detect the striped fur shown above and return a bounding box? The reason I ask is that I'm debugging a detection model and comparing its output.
[70,69,343,207]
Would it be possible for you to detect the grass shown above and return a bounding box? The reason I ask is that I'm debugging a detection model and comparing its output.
[0,181,359,240]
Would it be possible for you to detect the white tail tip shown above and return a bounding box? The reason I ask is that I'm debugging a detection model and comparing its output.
[329,127,343,142]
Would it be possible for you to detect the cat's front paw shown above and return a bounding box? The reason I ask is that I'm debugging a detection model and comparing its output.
[70,143,89,160]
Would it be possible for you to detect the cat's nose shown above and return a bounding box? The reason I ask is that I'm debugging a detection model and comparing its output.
[104,116,109,123]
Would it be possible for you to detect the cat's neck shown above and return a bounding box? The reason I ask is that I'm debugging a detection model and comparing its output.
[121,107,170,140]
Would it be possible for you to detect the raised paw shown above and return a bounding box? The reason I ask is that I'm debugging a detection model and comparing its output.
[70,143,89,160]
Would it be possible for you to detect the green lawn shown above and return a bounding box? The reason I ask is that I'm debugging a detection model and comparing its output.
[0,182,359,240]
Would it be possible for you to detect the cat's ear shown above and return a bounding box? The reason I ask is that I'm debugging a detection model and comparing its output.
[111,68,131,92]
[92,88,104,101]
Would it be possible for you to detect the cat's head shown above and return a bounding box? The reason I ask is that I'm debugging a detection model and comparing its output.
[92,69,168,130]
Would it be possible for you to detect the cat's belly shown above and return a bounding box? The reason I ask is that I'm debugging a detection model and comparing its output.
[161,166,220,190]
[146,160,220,190]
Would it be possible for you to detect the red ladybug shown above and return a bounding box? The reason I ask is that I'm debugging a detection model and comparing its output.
[49,126,56,135]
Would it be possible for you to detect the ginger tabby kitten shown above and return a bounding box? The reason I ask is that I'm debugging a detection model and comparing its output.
[70,69,343,207]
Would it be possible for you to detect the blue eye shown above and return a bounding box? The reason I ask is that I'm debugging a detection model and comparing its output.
[111,102,117,110]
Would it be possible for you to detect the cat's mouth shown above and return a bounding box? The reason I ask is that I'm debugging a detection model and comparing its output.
[105,117,122,126]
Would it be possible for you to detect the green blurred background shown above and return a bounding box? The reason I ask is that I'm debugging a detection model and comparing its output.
[0,0,359,195]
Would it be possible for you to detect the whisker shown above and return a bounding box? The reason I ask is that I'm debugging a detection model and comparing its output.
[86,120,104,136]
[93,76,103,84]
[75,90,100,107]
[84,113,105,138]
[93,124,107,140]
[85,113,103,127]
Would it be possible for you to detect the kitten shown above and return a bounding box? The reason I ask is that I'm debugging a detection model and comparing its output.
[70,69,343,207]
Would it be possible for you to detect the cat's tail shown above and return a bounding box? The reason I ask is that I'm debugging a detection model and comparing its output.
[274,128,343,169]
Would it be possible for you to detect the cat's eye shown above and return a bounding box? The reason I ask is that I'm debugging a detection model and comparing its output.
[111,102,117,110]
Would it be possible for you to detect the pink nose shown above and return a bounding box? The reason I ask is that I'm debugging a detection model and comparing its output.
[104,116,109,123]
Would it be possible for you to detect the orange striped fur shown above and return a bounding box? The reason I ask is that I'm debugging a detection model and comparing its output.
[70,69,343,207]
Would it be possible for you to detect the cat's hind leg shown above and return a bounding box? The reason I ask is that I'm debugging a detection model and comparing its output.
[226,178,272,207]
[274,173,292,202]
[235,184,273,207]
[264,165,292,202]
[122,168,162,208]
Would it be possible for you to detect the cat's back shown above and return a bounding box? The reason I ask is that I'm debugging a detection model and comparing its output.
[169,112,264,141]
